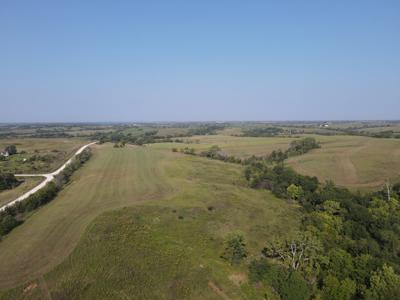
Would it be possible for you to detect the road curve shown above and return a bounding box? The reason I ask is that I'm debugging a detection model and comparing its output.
[0,142,97,211]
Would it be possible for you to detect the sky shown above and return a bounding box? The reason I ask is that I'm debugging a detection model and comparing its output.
[0,1,399,122]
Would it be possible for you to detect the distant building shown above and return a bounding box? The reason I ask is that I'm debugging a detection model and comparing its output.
[0,151,9,157]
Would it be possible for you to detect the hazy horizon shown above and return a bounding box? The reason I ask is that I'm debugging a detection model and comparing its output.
[1,1,399,122]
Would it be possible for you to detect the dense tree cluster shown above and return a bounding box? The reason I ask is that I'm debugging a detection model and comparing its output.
[286,137,320,156]
[187,124,224,135]
[249,259,311,300]
[94,130,188,146]
[244,159,400,299]
[242,127,285,137]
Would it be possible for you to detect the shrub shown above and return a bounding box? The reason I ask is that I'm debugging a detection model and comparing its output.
[0,214,22,236]
[221,233,248,265]
[0,172,19,191]
[249,259,311,300]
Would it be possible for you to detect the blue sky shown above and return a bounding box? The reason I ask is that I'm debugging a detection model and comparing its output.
[1,1,399,122]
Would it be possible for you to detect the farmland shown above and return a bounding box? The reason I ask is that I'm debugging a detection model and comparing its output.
[287,135,400,191]
[1,122,400,299]
[0,143,300,299]
[167,134,400,191]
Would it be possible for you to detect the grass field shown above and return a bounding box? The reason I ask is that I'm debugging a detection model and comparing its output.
[287,135,400,190]
[0,144,300,299]
[0,138,86,174]
[182,134,296,157]
[171,134,400,191]
[0,177,42,207]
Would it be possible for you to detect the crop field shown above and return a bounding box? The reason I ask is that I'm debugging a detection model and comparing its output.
[0,177,42,207]
[0,138,86,174]
[0,144,300,299]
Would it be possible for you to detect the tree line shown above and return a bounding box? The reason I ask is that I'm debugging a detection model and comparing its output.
[173,137,320,165]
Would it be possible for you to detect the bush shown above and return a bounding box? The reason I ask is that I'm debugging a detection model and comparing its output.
[249,259,311,300]
[0,214,22,236]
[0,172,19,191]
[221,233,248,265]
[23,182,59,212]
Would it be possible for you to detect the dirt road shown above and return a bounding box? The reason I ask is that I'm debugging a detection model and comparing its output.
[0,142,96,211]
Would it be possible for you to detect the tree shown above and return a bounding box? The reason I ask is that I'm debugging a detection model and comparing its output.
[325,248,354,280]
[0,172,19,191]
[221,233,248,265]
[322,275,356,300]
[279,271,311,300]
[262,231,321,272]
[365,264,400,300]
[4,145,17,155]
[248,259,310,300]
[287,184,304,200]
[322,200,342,215]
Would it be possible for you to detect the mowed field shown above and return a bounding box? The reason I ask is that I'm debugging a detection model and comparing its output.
[287,135,400,191]
[171,134,400,191]
[0,144,300,299]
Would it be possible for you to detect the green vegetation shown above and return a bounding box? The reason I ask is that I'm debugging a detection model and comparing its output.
[242,126,285,137]
[0,173,19,191]
[286,137,320,156]
[0,177,41,207]
[0,149,92,240]
[0,144,300,299]
[287,135,400,191]
[249,259,311,300]
[244,158,400,298]
[1,122,400,299]
[221,233,248,265]
[0,138,86,174]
